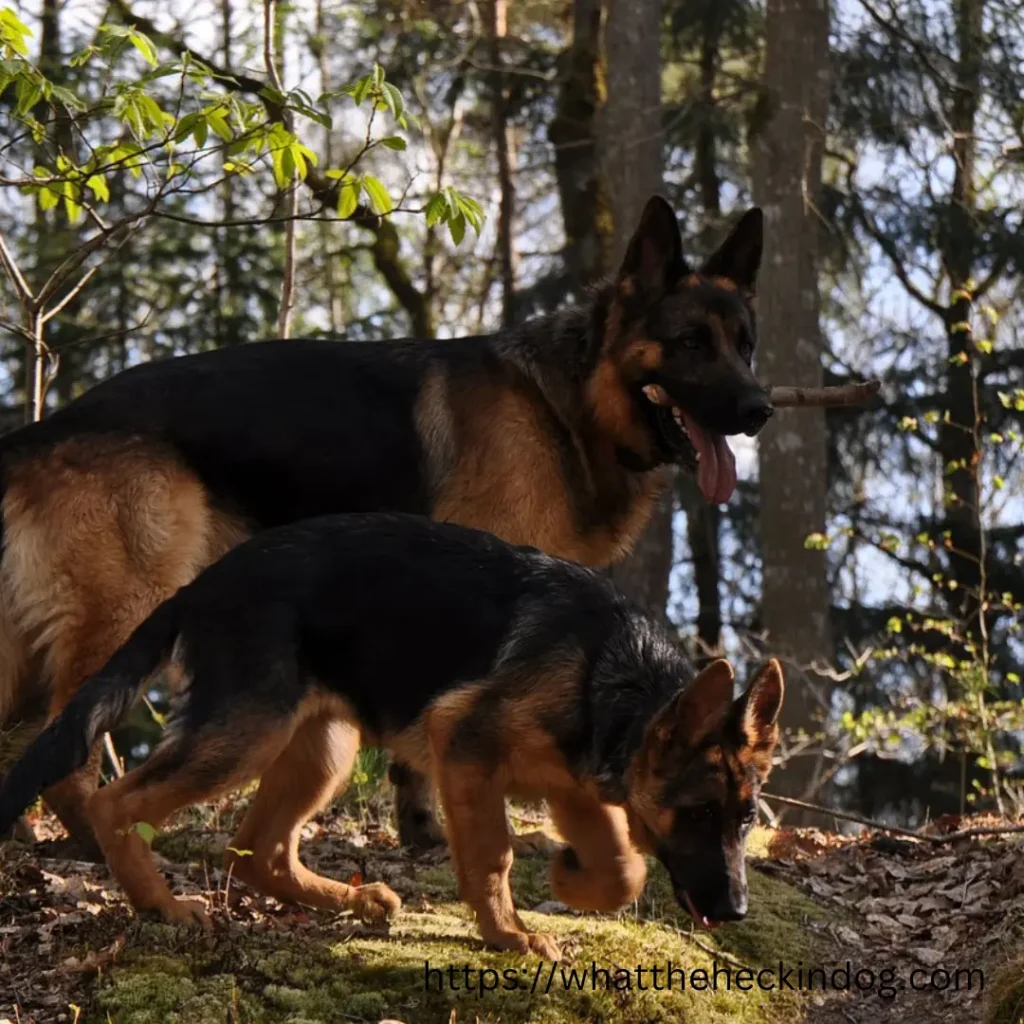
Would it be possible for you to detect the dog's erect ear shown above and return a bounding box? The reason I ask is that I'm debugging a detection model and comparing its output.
[617,195,689,297]
[732,658,784,777]
[700,208,763,294]
[655,659,736,750]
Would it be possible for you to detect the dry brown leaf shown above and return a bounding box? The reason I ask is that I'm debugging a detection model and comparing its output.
[911,947,944,968]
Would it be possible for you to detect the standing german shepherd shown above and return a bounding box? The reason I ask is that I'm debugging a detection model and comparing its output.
[0,195,771,854]
[0,514,783,959]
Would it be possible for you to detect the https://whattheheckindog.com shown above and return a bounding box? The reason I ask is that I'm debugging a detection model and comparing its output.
[423,958,983,1001]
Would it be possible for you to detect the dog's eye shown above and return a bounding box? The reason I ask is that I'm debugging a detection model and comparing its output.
[677,802,716,824]
[736,336,754,362]
[741,805,758,829]
[680,325,711,350]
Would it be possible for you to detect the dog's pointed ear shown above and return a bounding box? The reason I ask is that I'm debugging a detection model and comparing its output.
[656,659,736,749]
[732,658,784,778]
[700,208,763,294]
[617,195,689,297]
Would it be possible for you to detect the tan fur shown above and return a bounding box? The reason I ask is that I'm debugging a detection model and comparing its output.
[414,367,457,497]
[548,788,647,911]
[0,440,253,844]
[89,691,400,926]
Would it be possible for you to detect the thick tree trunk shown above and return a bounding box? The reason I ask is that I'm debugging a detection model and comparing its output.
[602,0,673,622]
[939,0,983,630]
[681,10,726,656]
[751,0,831,808]
[549,0,612,291]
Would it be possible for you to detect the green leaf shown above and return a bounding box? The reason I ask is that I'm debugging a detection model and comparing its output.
[206,110,232,142]
[38,183,59,211]
[86,174,110,202]
[361,173,392,214]
[15,75,42,116]
[803,531,830,550]
[336,175,361,219]
[372,62,385,90]
[424,192,447,228]
[381,82,405,123]
[448,211,466,245]
[134,822,157,846]
[226,846,254,857]
[128,30,157,67]
[381,135,407,151]
[63,192,83,225]
[0,9,33,56]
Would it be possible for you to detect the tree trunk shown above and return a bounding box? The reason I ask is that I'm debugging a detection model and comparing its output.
[487,0,517,327]
[680,9,726,656]
[549,0,612,292]
[939,0,983,631]
[751,0,831,809]
[602,0,673,622]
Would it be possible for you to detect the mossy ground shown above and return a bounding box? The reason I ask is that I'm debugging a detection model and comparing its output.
[986,947,1024,1024]
[89,827,824,1024]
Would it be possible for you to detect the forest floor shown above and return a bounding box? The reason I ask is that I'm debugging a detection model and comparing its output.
[1,797,1023,1024]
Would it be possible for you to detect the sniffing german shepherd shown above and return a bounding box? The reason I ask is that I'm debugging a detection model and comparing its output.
[0,195,771,854]
[0,514,783,959]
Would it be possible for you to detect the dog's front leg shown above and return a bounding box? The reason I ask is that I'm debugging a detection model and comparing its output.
[433,757,560,960]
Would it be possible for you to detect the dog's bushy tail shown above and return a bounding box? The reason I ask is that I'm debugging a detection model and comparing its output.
[0,598,181,836]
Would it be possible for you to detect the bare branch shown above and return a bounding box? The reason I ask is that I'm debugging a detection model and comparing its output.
[263,0,297,339]
[770,379,881,408]
[0,226,34,306]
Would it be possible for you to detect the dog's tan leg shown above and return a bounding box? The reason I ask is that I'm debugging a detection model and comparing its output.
[433,757,560,959]
[547,789,647,912]
[226,715,401,923]
[88,716,292,926]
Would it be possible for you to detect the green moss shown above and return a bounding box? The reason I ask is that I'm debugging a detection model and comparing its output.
[988,954,1024,1024]
[87,851,825,1024]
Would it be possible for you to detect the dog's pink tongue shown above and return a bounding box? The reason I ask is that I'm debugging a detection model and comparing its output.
[682,413,738,505]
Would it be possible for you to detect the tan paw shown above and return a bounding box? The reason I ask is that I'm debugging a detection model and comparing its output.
[511,830,562,857]
[526,931,562,960]
[159,897,211,929]
[350,882,402,923]
[487,928,561,960]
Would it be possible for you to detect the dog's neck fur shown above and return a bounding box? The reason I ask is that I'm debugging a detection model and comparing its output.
[489,285,613,430]
[583,608,695,803]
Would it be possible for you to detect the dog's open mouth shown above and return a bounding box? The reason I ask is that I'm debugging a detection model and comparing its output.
[642,384,737,504]
[680,890,722,931]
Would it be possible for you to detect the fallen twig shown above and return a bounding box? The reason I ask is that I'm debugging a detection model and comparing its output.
[770,379,881,408]
[762,792,1024,843]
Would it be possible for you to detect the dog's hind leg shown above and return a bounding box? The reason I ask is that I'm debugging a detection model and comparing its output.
[547,789,647,912]
[87,713,294,926]
[2,445,228,856]
[225,713,401,923]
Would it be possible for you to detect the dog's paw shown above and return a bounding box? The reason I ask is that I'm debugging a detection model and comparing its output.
[159,897,211,929]
[487,929,562,960]
[350,882,402,923]
[525,931,562,960]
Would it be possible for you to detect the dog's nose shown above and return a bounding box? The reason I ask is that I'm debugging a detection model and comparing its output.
[737,392,773,436]
[710,891,748,922]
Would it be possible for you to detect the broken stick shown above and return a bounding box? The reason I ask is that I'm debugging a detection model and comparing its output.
[769,379,881,408]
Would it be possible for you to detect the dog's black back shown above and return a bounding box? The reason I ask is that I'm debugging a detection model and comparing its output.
[173,514,638,736]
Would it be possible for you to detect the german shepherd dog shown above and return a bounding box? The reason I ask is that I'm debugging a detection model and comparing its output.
[0,195,771,855]
[0,515,784,959]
